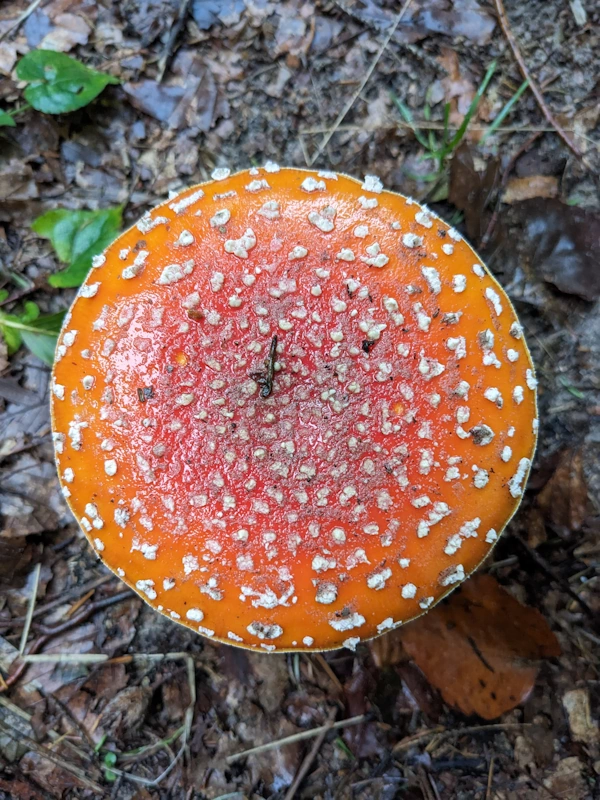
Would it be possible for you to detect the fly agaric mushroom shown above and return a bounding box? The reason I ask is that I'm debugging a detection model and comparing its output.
[51,167,538,652]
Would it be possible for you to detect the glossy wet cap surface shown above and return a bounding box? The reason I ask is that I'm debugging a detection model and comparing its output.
[51,166,538,652]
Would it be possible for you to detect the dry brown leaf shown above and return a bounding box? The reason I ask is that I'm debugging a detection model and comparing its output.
[374,574,560,720]
[537,448,589,532]
[502,175,559,204]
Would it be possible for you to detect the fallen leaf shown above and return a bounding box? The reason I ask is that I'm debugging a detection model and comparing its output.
[343,665,381,757]
[544,757,589,800]
[537,448,589,533]
[388,574,560,719]
[437,48,476,124]
[0,41,18,75]
[412,0,496,45]
[502,175,559,204]
[0,159,39,202]
[98,685,152,739]
[514,198,600,301]
[124,50,221,132]
[119,0,180,46]
[339,0,495,45]
[191,0,247,30]
[38,12,91,52]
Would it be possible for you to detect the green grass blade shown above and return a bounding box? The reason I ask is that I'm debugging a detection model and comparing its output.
[481,79,529,143]
[390,92,431,150]
[433,60,498,159]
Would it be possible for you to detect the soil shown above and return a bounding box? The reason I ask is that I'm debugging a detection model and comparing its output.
[0,0,599,798]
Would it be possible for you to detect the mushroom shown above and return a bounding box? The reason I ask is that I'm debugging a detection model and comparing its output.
[51,166,538,652]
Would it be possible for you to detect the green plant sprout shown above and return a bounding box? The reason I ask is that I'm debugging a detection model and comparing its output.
[391,60,498,183]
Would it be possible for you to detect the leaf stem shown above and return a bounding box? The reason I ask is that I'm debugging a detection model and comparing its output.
[0,318,58,337]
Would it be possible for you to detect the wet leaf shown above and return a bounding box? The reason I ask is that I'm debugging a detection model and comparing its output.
[515,198,600,301]
[537,448,589,533]
[16,50,120,115]
[502,175,559,204]
[33,206,122,288]
[393,574,560,719]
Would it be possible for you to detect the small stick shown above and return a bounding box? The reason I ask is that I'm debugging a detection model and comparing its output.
[283,710,337,800]
[308,0,413,166]
[0,0,44,43]
[18,563,40,656]
[493,0,582,159]
[226,714,366,764]
[156,0,192,82]
[486,755,495,800]
[480,131,543,249]
[1,590,133,691]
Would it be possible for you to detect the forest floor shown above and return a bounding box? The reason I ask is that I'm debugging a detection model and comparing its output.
[0,0,599,798]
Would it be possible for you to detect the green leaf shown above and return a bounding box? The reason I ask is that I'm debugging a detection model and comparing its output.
[0,301,40,355]
[32,206,123,288]
[0,305,65,364]
[16,50,120,115]
[0,109,16,127]
[21,328,59,364]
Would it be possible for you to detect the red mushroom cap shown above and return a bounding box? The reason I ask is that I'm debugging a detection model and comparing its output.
[51,167,538,652]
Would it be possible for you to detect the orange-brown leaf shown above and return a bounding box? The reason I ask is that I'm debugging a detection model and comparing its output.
[502,175,559,204]
[380,574,560,720]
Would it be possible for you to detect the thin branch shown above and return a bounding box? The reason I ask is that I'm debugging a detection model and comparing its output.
[226,714,366,764]
[493,0,582,158]
[0,0,45,43]
[283,710,336,800]
[307,0,413,166]
[18,563,41,655]
[480,131,543,248]
[156,0,192,82]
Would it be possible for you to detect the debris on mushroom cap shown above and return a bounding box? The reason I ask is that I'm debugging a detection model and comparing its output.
[50,167,538,653]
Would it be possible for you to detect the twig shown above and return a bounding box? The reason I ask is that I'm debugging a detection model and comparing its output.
[310,653,344,694]
[486,755,495,800]
[283,710,337,800]
[0,573,116,630]
[156,0,192,82]
[493,0,582,158]
[18,563,41,655]
[480,131,543,249]
[0,0,45,43]
[512,535,596,620]
[307,0,413,166]
[1,590,134,691]
[392,723,535,754]
[226,714,366,764]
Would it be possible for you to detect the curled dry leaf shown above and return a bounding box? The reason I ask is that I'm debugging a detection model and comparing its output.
[537,448,589,533]
[374,574,560,720]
